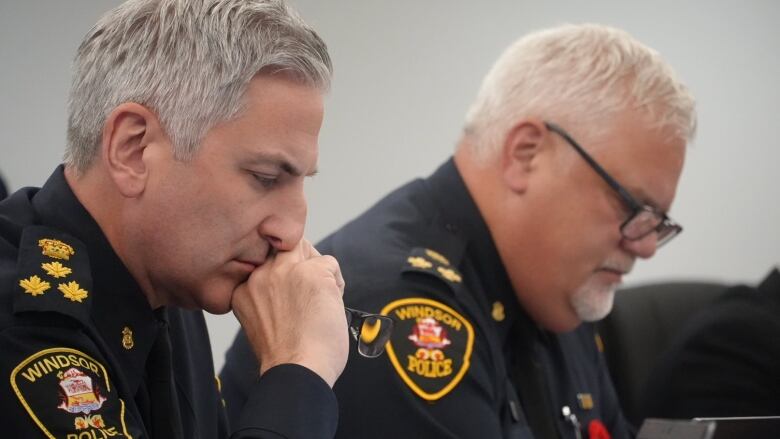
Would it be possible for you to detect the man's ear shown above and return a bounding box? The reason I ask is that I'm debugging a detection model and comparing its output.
[100,103,164,197]
[501,119,546,193]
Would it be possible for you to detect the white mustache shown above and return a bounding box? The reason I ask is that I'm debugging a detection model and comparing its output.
[600,257,634,275]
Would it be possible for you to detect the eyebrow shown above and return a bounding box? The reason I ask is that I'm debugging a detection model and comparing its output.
[248,153,318,177]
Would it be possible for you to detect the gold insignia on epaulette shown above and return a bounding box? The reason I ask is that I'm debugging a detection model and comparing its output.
[41,261,72,279]
[491,301,505,322]
[19,275,51,296]
[408,256,433,269]
[58,281,89,302]
[38,238,75,260]
[121,327,134,350]
[425,249,450,266]
[437,267,462,283]
[577,393,594,410]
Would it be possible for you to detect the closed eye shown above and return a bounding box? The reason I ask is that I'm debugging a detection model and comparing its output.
[251,173,279,189]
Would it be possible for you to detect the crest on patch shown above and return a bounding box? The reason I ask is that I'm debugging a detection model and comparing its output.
[57,367,106,414]
[382,297,474,401]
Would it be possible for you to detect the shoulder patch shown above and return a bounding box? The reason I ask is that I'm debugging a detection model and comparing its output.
[402,248,463,284]
[14,226,93,323]
[381,297,474,401]
[10,347,133,438]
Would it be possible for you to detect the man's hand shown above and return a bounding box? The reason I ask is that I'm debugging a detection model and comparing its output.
[231,239,348,387]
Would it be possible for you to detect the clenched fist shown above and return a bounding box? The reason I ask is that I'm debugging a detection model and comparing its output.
[231,239,348,387]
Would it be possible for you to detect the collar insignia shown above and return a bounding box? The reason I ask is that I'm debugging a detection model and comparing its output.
[491,301,505,322]
[595,333,605,353]
[121,327,134,350]
[577,393,594,410]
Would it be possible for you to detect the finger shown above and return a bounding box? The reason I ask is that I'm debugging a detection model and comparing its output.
[269,238,307,266]
[301,238,320,259]
[306,255,344,291]
[229,282,252,322]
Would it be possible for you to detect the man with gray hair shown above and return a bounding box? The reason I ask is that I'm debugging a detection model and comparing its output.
[0,0,348,437]
[222,23,696,438]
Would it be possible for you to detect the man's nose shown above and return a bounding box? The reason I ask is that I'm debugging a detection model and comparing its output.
[259,188,307,252]
[621,231,658,259]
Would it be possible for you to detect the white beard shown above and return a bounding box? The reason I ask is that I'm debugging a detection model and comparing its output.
[571,277,619,322]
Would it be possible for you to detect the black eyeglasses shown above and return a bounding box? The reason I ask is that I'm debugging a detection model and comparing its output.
[544,122,682,247]
[345,307,394,358]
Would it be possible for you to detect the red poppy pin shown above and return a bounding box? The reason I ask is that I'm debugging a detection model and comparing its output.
[588,419,611,439]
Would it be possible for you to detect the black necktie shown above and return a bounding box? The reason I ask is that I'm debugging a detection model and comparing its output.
[146,314,184,439]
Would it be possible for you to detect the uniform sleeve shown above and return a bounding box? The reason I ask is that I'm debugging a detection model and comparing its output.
[0,321,146,439]
[231,364,338,439]
[220,331,340,439]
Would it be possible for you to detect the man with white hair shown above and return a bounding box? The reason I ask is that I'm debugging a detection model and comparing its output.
[0,0,349,437]
[222,23,696,438]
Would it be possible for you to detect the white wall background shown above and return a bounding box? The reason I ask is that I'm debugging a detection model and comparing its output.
[1,1,778,372]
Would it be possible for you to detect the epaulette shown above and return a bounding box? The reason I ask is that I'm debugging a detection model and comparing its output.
[13,225,92,324]
[401,247,464,285]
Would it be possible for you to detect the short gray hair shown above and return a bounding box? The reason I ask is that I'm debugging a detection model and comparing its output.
[463,23,696,158]
[65,0,332,172]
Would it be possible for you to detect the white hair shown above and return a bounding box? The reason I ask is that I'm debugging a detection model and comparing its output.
[65,0,332,172]
[463,23,697,159]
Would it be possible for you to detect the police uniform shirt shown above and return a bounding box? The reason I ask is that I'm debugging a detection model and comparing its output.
[221,159,633,439]
[0,166,337,439]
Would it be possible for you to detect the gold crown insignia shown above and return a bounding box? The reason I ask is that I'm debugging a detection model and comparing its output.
[38,238,75,261]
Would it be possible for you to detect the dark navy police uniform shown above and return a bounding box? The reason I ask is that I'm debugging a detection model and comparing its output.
[0,167,337,438]
[222,160,633,439]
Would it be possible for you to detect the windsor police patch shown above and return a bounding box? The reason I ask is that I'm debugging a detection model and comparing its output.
[11,347,132,438]
[381,297,474,401]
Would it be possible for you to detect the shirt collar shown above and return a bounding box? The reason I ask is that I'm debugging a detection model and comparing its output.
[31,165,159,393]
